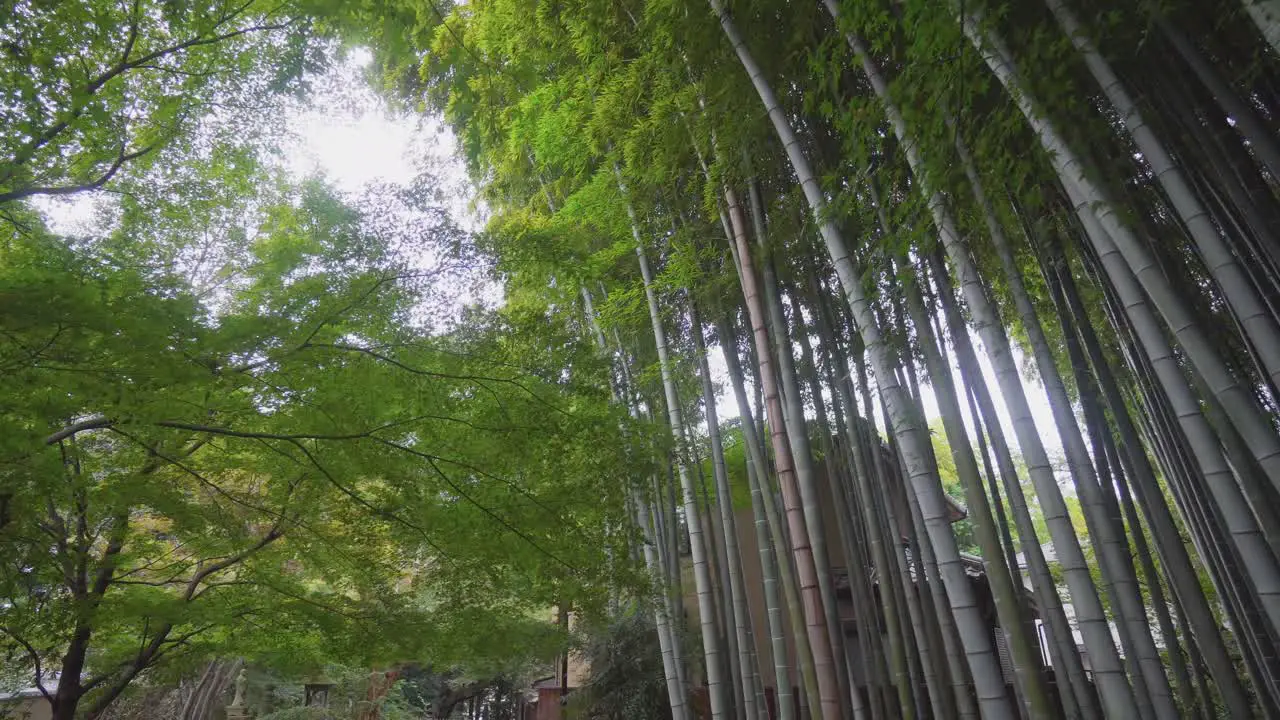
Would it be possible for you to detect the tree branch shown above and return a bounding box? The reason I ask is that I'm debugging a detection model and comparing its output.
[83,624,176,720]
[0,9,290,189]
[82,520,276,719]
[45,415,113,445]
[183,525,284,601]
[0,143,158,203]
[120,0,142,66]
[386,440,575,572]
[91,515,130,598]
[270,437,454,561]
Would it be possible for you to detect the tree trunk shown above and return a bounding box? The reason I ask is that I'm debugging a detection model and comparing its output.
[965,385,1020,594]
[876,288,935,720]
[970,195,1177,718]
[846,346,917,719]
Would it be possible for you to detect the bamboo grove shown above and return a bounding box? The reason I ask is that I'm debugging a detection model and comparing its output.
[345,0,1280,717]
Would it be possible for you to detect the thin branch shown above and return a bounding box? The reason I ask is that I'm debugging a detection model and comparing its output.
[107,427,291,522]
[376,439,566,520]
[414,449,575,572]
[188,578,255,600]
[133,64,227,79]
[120,0,142,65]
[83,622,178,719]
[105,430,385,588]
[296,274,401,349]
[156,420,373,441]
[257,582,374,620]
[0,325,68,371]
[1,10,289,188]
[275,437,454,561]
[304,343,572,417]
[90,515,130,598]
[0,627,53,703]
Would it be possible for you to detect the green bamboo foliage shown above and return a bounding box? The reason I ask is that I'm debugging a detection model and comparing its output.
[331,0,1280,716]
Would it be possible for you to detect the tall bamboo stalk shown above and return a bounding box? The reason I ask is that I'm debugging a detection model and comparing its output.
[584,288,691,720]
[847,19,1148,715]
[690,295,766,720]
[786,286,874,720]
[620,167,731,719]
[897,254,1053,720]
[964,11,1280,506]
[749,189,853,715]
[719,312,812,720]
[706,4,1015,715]
[1241,0,1280,55]
[812,285,898,720]
[1156,17,1280,183]
[721,182,841,719]
[1044,243,1259,718]
[1047,0,1280,416]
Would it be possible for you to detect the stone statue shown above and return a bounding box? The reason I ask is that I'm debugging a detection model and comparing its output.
[231,668,248,708]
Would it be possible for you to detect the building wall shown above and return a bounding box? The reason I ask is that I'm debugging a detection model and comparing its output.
[1,698,52,720]
[544,607,588,688]
[534,689,562,720]
[689,475,854,696]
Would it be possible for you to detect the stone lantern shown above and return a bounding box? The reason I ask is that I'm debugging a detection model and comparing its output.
[303,674,334,708]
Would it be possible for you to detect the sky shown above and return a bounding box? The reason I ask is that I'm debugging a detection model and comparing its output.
[282,50,441,196]
[35,49,1069,466]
